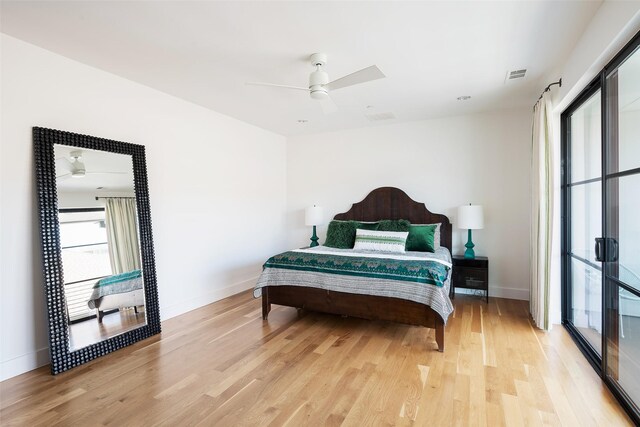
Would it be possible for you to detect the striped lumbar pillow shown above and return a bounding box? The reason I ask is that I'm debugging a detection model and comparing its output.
[353,229,409,253]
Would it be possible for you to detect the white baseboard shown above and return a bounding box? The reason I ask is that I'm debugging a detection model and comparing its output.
[456,285,529,301]
[490,285,530,300]
[160,276,258,321]
[1,347,50,382]
[0,276,259,382]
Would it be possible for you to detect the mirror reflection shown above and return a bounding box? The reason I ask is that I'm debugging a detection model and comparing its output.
[54,144,146,351]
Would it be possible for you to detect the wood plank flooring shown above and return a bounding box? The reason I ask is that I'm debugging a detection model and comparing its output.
[0,291,633,426]
[68,307,146,351]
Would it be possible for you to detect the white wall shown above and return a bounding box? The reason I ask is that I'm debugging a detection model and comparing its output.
[287,110,532,301]
[0,34,288,380]
[551,2,640,113]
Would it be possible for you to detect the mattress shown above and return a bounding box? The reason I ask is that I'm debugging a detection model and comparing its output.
[88,270,143,309]
[93,289,145,311]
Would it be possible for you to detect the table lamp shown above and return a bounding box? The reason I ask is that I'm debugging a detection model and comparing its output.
[305,205,324,247]
[457,204,484,259]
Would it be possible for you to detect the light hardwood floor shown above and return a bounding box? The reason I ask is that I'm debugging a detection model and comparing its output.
[0,291,633,426]
[68,307,146,351]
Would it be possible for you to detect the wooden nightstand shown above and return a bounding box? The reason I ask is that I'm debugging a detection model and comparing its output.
[451,256,489,303]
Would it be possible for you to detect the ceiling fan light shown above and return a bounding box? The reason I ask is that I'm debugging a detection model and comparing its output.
[71,159,86,178]
[309,68,329,87]
[310,87,328,100]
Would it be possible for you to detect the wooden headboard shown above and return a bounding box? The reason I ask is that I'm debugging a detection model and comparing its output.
[333,187,452,251]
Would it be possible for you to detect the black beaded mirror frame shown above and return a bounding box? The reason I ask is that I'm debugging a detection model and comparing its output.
[34,127,161,375]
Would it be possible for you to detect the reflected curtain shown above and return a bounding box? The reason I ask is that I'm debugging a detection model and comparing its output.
[105,197,141,274]
[530,91,554,330]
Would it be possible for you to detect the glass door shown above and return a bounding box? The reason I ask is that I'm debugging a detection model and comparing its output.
[604,42,640,414]
[562,31,640,423]
[565,88,603,357]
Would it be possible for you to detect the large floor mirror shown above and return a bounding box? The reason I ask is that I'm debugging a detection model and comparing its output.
[34,127,161,374]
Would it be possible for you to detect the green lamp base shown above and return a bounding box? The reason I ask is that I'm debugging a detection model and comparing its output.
[464,229,476,259]
[309,225,319,247]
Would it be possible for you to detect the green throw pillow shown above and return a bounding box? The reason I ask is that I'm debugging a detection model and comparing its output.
[378,219,411,232]
[357,222,380,231]
[324,220,360,248]
[406,224,437,252]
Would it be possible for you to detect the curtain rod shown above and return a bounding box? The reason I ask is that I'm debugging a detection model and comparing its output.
[95,196,135,200]
[534,78,562,108]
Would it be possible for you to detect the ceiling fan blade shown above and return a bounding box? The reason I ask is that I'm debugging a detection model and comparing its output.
[56,173,71,179]
[319,96,338,114]
[246,82,308,91]
[324,65,385,91]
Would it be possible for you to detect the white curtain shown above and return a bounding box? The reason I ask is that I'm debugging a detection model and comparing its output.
[105,198,141,275]
[530,91,554,330]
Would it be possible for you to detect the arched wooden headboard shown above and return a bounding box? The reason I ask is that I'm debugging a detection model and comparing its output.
[333,187,452,251]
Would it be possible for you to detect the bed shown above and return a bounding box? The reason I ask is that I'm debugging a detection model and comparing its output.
[255,187,454,351]
[87,270,145,322]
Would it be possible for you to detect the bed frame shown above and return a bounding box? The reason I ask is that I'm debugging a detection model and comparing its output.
[261,187,453,351]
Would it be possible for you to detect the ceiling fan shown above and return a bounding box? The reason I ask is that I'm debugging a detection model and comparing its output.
[246,53,385,114]
[56,150,127,179]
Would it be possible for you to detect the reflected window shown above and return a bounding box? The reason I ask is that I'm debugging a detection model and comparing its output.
[59,208,112,322]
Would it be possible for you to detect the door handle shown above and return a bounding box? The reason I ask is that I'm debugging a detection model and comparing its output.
[607,238,619,262]
[595,238,605,262]
[594,237,619,263]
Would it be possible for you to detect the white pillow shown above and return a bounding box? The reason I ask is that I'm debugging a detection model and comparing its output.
[353,229,408,253]
[431,223,442,249]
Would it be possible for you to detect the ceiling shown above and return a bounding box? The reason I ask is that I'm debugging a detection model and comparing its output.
[54,145,135,193]
[1,1,602,136]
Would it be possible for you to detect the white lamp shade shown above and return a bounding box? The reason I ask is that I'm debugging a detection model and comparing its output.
[457,205,484,230]
[305,205,324,226]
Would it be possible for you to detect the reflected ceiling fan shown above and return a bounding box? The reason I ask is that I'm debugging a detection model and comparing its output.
[246,53,385,114]
[56,150,128,179]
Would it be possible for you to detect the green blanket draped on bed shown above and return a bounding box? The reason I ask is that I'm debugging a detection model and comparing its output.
[263,251,449,287]
[94,269,142,287]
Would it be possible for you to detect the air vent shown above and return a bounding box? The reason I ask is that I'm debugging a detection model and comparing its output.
[365,112,396,121]
[506,69,527,81]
